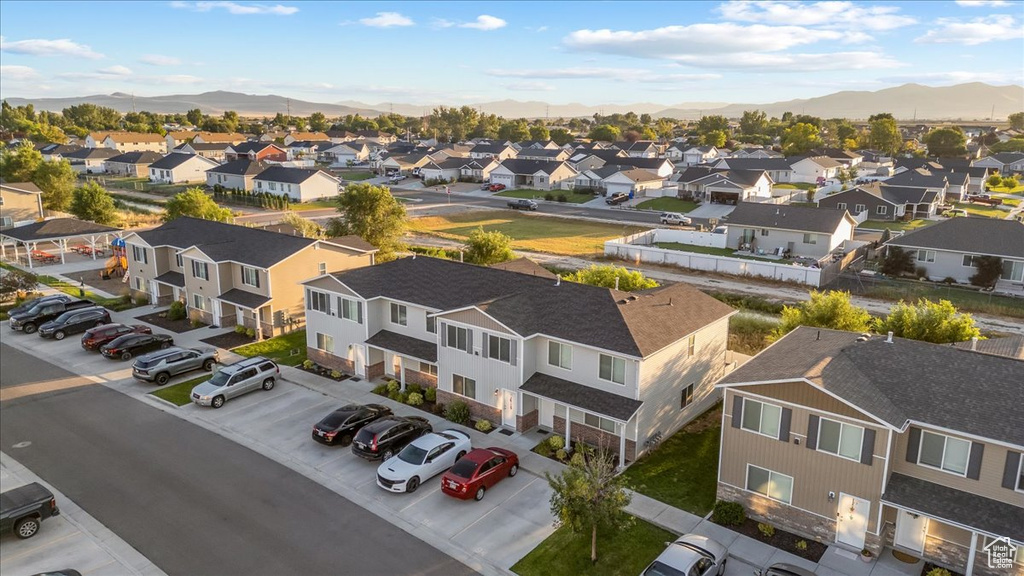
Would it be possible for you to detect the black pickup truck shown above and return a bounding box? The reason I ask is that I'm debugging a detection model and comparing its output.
[9,297,93,334]
[507,198,538,211]
[1,482,60,539]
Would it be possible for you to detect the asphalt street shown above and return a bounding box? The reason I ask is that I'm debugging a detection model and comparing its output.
[0,343,475,576]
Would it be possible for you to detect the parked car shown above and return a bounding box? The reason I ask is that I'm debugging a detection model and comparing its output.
[755,563,816,576]
[132,346,219,385]
[660,212,692,226]
[507,198,538,211]
[440,447,518,501]
[967,194,1002,206]
[100,333,173,360]
[9,298,92,334]
[606,192,629,205]
[190,356,279,408]
[81,324,151,351]
[480,182,491,190]
[0,482,59,539]
[351,416,433,461]
[7,294,74,317]
[312,403,393,446]
[376,430,472,493]
[38,306,111,340]
[488,183,506,192]
[640,534,728,576]
[943,208,969,218]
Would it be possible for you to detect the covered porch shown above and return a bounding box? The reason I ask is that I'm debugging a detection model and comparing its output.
[215,289,274,338]
[151,271,185,306]
[0,218,120,269]
[364,330,438,390]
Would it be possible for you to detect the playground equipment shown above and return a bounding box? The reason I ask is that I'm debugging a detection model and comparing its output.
[102,237,128,280]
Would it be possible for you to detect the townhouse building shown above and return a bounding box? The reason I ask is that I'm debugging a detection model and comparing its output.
[301,256,736,467]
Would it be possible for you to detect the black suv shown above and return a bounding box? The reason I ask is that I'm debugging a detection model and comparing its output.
[605,192,629,205]
[9,298,93,334]
[313,404,393,446]
[351,416,432,461]
[101,333,173,360]
[38,306,111,340]
[8,294,74,317]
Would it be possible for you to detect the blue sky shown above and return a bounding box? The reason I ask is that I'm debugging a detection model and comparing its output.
[1,1,1022,106]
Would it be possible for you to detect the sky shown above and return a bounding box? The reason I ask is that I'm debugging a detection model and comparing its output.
[1,0,1022,107]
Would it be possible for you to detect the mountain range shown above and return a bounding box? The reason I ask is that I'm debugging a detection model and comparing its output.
[5,83,1022,121]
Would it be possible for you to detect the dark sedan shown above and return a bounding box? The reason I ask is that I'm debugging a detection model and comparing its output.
[82,323,152,351]
[313,403,393,446]
[100,333,173,360]
[351,416,432,461]
[38,306,111,340]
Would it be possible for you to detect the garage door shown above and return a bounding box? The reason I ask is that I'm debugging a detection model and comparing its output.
[491,173,514,188]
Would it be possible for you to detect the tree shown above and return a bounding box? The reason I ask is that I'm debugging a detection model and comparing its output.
[924,127,967,157]
[327,183,406,261]
[587,124,620,142]
[280,212,325,238]
[701,130,727,147]
[696,115,729,135]
[0,142,43,182]
[1001,176,1020,189]
[309,112,329,132]
[969,255,1003,288]
[463,227,514,265]
[529,124,550,141]
[163,187,234,222]
[564,265,658,291]
[775,290,872,337]
[186,108,203,126]
[33,159,76,212]
[69,181,118,225]
[546,447,632,564]
[1009,112,1024,131]
[875,299,980,344]
[739,110,768,135]
[782,123,823,155]
[0,268,39,302]
[549,128,574,146]
[498,119,530,142]
[868,117,902,157]
[986,172,1003,189]
[880,246,915,277]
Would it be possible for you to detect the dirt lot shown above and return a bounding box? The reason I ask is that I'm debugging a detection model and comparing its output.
[73,267,131,298]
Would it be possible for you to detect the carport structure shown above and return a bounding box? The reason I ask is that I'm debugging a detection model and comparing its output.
[0,218,120,269]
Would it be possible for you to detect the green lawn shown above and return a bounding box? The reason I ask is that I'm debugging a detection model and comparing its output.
[291,200,337,211]
[773,182,817,191]
[338,171,374,181]
[863,282,1024,319]
[150,375,210,406]
[655,242,735,257]
[988,184,1024,195]
[497,189,596,204]
[0,263,140,311]
[409,210,648,256]
[1001,197,1021,207]
[857,219,935,232]
[511,518,674,576]
[635,197,698,213]
[233,330,307,366]
[954,202,1008,219]
[621,407,721,515]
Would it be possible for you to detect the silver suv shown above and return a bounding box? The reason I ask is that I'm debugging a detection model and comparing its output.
[132,346,219,385]
[190,356,279,408]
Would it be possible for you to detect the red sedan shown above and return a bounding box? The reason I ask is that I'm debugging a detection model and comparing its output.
[488,183,506,192]
[440,447,518,501]
[81,323,152,351]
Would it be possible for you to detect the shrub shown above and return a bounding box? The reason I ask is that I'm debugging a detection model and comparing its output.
[544,193,554,201]
[569,451,586,467]
[407,392,424,406]
[556,194,567,202]
[372,383,388,395]
[444,401,471,425]
[388,390,407,403]
[167,301,186,321]
[942,276,957,285]
[758,523,775,538]
[190,319,204,328]
[330,370,342,379]
[548,435,565,451]
[302,359,315,370]
[386,380,401,393]
[475,419,492,432]
[431,402,446,416]
[535,441,552,458]
[861,548,873,558]
[795,540,808,552]
[134,294,149,306]
[925,569,951,576]
[711,500,746,526]
[555,448,568,460]
[234,324,246,334]
[245,327,255,338]
[424,387,436,402]
[406,383,423,396]
[915,266,928,279]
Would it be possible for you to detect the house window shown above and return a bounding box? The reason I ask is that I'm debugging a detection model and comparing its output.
[390,303,407,326]
[583,413,617,433]
[340,298,362,324]
[315,332,334,353]
[419,362,437,376]
[191,260,209,280]
[687,334,696,357]
[306,290,330,314]
[242,267,260,287]
[746,464,793,504]
[802,233,818,244]
[599,354,626,385]
[680,383,695,409]
[131,245,148,264]
[134,276,143,291]
[837,202,847,211]
[741,398,782,438]
[487,334,511,363]
[318,262,327,275]
[447,325,469,352]
[760,228,769,237]
[548,341,572,370]
[854,204,866,213]
[916,250,936,263]
[918,430,970,476]
[192,293,207,311]
[962,254,977,267]
[426,315,436,334]
[452,374,476,399]
[269,182,277,191]
[176,253,183,268]
[817,418,864,461]
[876,205,888,215]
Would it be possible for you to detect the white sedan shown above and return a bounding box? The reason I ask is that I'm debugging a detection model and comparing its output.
[640,534,728,576]
[376,430,472,493]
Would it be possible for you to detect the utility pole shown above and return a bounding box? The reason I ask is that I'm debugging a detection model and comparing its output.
[131,93,136,114]
[286,98,291,117]
[990,104,995,121]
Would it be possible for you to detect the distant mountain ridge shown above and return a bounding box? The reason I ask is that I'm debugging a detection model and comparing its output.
[5,83,1022,121]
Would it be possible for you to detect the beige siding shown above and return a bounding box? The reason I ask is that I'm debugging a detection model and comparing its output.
[0,188,43,222]
[304,276,358,296]
[126,241,158,285]
[440,308,514,335]
[720,388,888,533]
[229,263,269,298]
[739,381,876,423]
[268,243,371,327]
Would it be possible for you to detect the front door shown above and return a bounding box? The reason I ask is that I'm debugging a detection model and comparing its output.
[895,509,928,553]
[836,493,870,549]
[352,345,365,378]
[501,389,516,428]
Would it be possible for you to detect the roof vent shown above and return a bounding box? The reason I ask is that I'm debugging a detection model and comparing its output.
[970,336,978,351]
[856,335,869,342]
[555,275,561,286]
[412,253,416,259]
[885,331,894,344]
[628,295,638,301]
[614,276,620,291]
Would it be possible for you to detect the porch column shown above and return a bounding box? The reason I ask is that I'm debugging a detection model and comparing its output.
[26,242,34,269]
[59,239,66,264]
[398,356,406,391]
[965,532,977,576]
[89,235,98,259]
[564,405,571,446]
[618,423,626,469]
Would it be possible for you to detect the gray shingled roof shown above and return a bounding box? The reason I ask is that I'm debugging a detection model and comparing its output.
[1,218,119,241]
[217,288,271,310]
[882,474,1023,541]
[253,166,325,184]
[207,159,269,176]
[884,169,950,189]
[136,217,315,268]
[886,217,1024,259]
[521,372,643,421]
[153,271,185,287]
[713,157,793,172]
[106,151,163,165]
[951,335,1024,360]
[230,142,277,154]
[365,330,437,363]
[724,202,851,234]
[495,159,570,176]
[719,327,1024,445]
[64,148,120,160]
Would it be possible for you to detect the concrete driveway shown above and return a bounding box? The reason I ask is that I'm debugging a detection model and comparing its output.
[688,203,735,220]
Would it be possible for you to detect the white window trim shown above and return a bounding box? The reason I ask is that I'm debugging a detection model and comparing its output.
[916,250,936,263]
[315,332,334,353]
[917,430,970,478]
[390,302,407,326]
[1016,455,1024,494]
[740,397,782,439]
[452,373,476,400]
[816,417,864,462]
[242,266,259,287]
[598,353,626,385]
[548,341,572,371]
[745,463,794,505]
[487,334,512,364]
[876,205,888,215]
[340,298,361,324]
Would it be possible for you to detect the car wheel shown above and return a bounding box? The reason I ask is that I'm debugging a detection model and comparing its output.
[202,359,215,371]
[509,464,518,477]
[155,372,170,386]
[211,395,225,409]
[54,330,66,340]
[14,517,40,539]
[159,341,170,349]
[456,450,466,461]
[407,476,420,493]
[262,378,275,391]
[23,323,37,334]
[121,351,132,361]
[474,486,486,501]
[382,448,394,460]
[338,433,353,447]
[719,559,727,575]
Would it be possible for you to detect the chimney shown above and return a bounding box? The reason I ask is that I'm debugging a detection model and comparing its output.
[886,331,894,343]
[970,336,978,351]
[668,297,673,306]
[816,330,821,341]
[412,253,416,259]
[555,275,561,286]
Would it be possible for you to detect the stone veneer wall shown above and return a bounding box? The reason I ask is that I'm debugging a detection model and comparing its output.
[402,368,437,389]
[307,348,354,374]
[553,416,637,461]
[435,390,500,426]
[517,409,539,433]
[922,535,970,575]
[366,361,384,381]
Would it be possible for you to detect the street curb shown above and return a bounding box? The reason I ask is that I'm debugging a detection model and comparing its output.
[144,394,181,410]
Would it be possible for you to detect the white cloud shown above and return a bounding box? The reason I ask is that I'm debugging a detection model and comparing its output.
[359,12,414,27]
[139,54,182,66]
[674,51,904,71]
[878,70,1023,84]
[0,36,104,59]
[98,65,133,76]
[486,67,720,83]
[954,1,1010,6]
[170,1,298,15]
[718,1,916,30]
[503,81,556,92]
[916,15,1023,45]
[460,15,506,30]
[0,65,40,81]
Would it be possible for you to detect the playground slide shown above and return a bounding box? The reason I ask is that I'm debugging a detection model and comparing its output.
[103,255,127,276]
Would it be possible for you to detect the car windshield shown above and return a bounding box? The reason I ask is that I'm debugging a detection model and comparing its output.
[398,444,428,464]
[321,409,358,427]
[207,371,231,387]
[643,561,688,576]
[449,458,478,479]
[135,357,160,369]
[52,311,76,324]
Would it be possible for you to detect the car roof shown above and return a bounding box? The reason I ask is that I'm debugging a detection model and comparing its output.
[361,416,405,433]
[462,447,503,463]
[221,355,270,372]
[766,564,816,576]
[410,431,464,451]
[650,542,703,573]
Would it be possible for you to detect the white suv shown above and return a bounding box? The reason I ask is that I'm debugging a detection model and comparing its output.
[660,212,692,226]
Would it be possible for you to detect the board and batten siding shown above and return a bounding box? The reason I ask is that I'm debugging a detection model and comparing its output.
[369,298,435,342]
[441,308,515,336]
[720,387,888,533]
[304,288,367,359]
[526,335,640,399]
[436,318,520,408]
[738,381,877,424]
